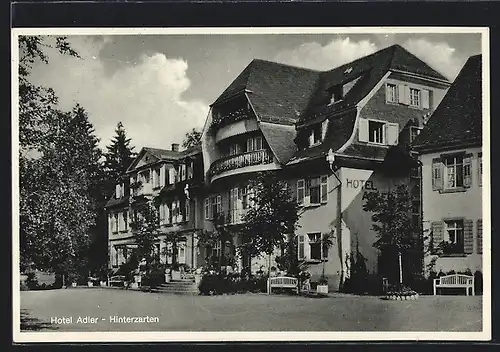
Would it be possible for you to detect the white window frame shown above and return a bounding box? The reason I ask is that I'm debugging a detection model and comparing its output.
[444,155,464,190]
[386,83,397,103]
[204,198,211,220]
[409,87,421,107]
[297,175,328,207]
[444,220,465,254]
[368,119,386,145]
[409,126,422,143]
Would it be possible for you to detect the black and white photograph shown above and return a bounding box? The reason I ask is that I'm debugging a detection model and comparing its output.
[12,27,490,342]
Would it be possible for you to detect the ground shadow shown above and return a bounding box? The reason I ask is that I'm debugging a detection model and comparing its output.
[20,309,58,331]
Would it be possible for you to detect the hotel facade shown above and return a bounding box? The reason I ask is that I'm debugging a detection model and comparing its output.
[106,45,483,291]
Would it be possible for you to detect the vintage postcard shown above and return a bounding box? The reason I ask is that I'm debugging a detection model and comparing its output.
[12,27,491,342]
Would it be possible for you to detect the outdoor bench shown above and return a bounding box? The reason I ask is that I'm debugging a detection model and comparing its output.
[109,275,126,287]
[267,276,299,294]
[433,274,475,296]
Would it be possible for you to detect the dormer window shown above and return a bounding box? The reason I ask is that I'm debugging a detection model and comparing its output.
[409,126,422,144]
[328,85,344,105]
[308,124,322,147]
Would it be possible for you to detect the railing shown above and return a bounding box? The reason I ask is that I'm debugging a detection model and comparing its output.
[209,149,273,178]
[211,108,250,129]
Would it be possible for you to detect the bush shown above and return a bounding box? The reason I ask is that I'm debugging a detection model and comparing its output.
[198,271,269,295]
[25,272,39,290]
[142,266,165,289]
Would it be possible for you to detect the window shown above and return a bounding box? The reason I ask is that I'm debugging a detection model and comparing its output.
[308,124,322,147]
[204,198,211,220]
[297,176,328,206]
[308,233,322,260]
[113,214,119,233]
[212,195,222,218]
[409,88,421,107]
[229,143,241,156]
[444,155,464,189]
[211,241,221,260]
[369,120,385,144]
[328,85,343,105]
[178,243,186,264]
[443,220,464,254]
[478,152,482,187]
[123,211,128,230]
[153,168,161,188]
[184,200,190,222]
[187,161,193,179]
[409,126,422,143]
[386,83,397,103]
[246,136,263,152]
[141,170,150,184]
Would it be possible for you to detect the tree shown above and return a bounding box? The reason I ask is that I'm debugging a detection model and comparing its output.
[239,171,301,274]
[182,128,202,149]
[20,105,102,281]
[103,122,136,196]
[362,184,419,285]
[129,200,162,273]
[19,36,79,154]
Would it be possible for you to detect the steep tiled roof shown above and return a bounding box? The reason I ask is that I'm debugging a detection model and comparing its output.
[259,122,297,164]
[413,54,482,152]
[212,44,449,165]
[300,44,448,123]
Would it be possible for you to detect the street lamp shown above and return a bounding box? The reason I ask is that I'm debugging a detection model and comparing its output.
[326,148,342,190]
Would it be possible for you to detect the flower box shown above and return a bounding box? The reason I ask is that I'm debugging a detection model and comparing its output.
[316,285,329,294]
[171,270,182,281]
[71,282,77,288]
[100,281,107,287]
[87,281,94,287]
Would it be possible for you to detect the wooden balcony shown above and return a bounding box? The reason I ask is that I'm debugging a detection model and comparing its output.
[209,149,274,178]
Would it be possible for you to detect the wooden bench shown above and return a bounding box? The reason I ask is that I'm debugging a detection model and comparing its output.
[267,276,299,294]
[109,275,126,287]
[433,274,475,296]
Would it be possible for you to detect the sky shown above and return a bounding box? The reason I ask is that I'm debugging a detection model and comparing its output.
[24,31,482,151]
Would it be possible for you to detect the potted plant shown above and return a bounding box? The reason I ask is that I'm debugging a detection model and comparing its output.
[317,275,329,294]
[164,264,172,283]
[171,262,182,281]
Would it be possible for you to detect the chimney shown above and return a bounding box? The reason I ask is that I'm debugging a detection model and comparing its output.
[171,143,179,152]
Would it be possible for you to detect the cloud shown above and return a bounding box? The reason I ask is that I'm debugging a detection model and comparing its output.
[28,36,209,151]
[273,37,379,70]
[402,38,464,80]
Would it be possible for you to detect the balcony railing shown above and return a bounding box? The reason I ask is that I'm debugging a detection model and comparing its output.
[209,149,273,178]
[211,107,250,129]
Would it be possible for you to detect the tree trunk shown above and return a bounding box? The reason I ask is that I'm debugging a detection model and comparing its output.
[398,251,403,285]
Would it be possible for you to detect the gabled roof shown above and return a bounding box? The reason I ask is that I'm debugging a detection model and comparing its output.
[126,145,202,172]
[300,44,448,124]
[211,44,450,165]
[213,59,321,125]
[413,54,482,152]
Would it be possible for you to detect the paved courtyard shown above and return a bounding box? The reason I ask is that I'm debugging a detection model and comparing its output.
[20,288,482,332]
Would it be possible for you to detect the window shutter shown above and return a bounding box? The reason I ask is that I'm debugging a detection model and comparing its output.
[321,120,328,141]
[463,153,473,187]
[398,85,407,104]
[160,165,166,187]
[464,219,474,254]
[185,200,190,222]
[298,235,305,260]
[321,176,328,202]
[168,167,175,185]
[432,158,443,191]
[115,184,120,198]
[297,179,305,205]
[477,219,483,254]
[321,233,329,259]
[385,122,399,146]
[304,179,311,205]
[422,89,430,109]
[431,221,443,252]
[385,84,392,102]
[358,118,369,142]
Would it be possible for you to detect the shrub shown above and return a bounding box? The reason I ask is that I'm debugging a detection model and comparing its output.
[25,272,39,290]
